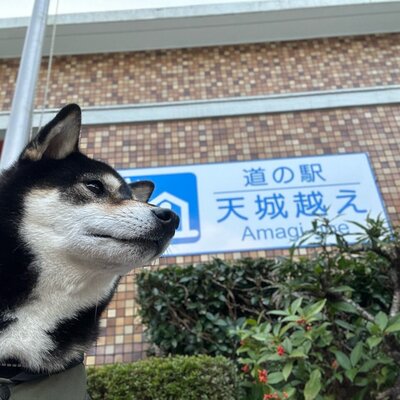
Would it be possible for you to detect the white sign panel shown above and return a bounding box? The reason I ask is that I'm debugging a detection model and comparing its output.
[119,153,389,256]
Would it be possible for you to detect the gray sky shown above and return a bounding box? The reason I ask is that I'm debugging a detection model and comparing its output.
[1,0,257,18]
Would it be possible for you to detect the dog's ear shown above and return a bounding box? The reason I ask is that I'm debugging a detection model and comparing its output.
[129,181,155,203]
[20,104,81,161]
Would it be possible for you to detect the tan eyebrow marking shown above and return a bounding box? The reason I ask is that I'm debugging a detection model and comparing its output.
[102,174,122,192]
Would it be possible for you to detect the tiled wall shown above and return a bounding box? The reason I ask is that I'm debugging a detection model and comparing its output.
[0,34,400,111]
[1,33,399,365]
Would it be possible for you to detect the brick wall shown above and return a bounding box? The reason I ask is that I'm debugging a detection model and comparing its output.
[0,34,400,111]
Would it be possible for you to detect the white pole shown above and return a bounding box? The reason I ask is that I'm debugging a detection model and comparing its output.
[0,0,50,171]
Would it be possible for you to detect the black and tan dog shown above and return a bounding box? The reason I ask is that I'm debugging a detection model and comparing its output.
[0,104,178,399]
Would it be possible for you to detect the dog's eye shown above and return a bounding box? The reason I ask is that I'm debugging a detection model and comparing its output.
[84,180,105,195]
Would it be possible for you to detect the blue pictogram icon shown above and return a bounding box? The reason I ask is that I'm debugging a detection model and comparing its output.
[125,172,200,244]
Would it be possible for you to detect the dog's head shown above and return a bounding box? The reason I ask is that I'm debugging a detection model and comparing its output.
[5,104,179,274]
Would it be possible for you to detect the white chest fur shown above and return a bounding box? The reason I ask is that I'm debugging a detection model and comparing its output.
[0,259,118,372]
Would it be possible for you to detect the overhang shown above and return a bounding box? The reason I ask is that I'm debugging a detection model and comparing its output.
[0,85,399,138]
[0,0,399,58]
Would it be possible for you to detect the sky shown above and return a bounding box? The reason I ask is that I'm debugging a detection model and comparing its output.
[1,0,257,18]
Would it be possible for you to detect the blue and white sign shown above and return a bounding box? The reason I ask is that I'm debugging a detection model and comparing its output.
[119,153,389,256]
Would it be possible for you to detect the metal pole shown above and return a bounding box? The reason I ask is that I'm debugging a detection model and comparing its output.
[0,0,50,171]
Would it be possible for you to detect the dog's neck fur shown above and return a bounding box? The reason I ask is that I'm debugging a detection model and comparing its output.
[0,250,119,373]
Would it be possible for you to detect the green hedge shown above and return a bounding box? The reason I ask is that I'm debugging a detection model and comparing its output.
[136,258,275,358]
[133,217,400,398]
[87,355,238,400]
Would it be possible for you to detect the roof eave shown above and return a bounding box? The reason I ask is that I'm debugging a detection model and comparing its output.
[0,0,399,58]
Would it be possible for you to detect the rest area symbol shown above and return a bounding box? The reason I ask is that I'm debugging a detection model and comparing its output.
[124,172,200,245]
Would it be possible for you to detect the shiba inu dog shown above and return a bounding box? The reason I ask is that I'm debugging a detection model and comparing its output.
[0,104,179,378]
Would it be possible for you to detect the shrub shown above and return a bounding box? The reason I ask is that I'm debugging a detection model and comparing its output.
[234,217,400,399]
[137,216,400,398]
[236,298,400,399]
[87,355,238,400]
[136,258,276,357]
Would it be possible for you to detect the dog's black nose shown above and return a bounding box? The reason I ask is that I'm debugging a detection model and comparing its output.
[152,207,180,230]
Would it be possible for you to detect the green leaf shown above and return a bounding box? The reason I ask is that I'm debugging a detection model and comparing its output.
[329,286,354,293]
[331,301,358,314]
[385,321,400,334]
[359,360,378,373]
[354,378,370,389]
[349,220,367,231]
[257,353,283,363]
[304,299,326,318]
[283,338,293,354]
[238,357,253,365]
[335,319,355,331]
[375,312,388,331]
[368,322,382,336]
[345,368,358,383]
[273,324,281,336]
[253,333,269,341]
[280,322,295,336]
[205,312,215,321]
[304,370,322,400]
[282,315,303,322]
[267,372,284,384]
[282,361,293,381]
[334,351,352,370]
[335,372,343,384]
[350,342,363,367]
[389,314,400,325]
[289,349,307,359]
[283,387,296,398]
[218,294,227,302]
[262,298,270,306]
[367,336,383,349]
[269,310,290,316]
[290,297,303,314]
